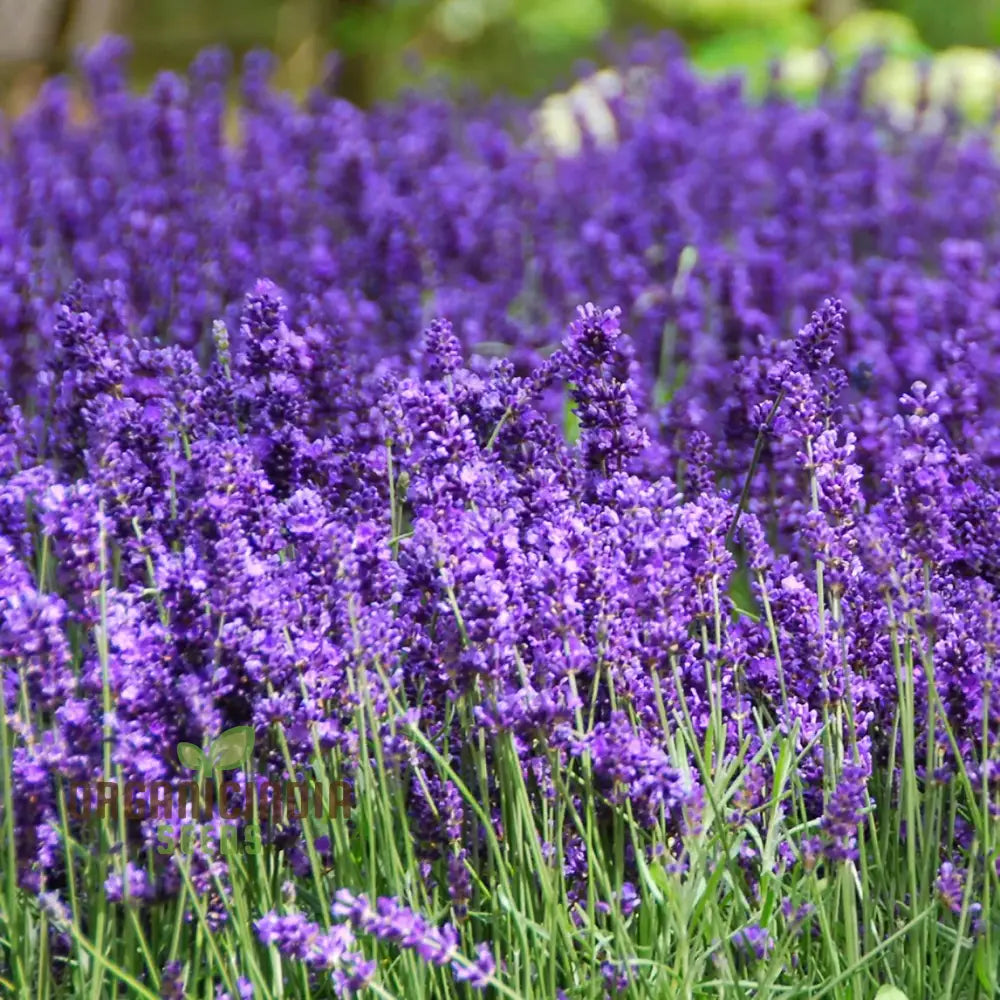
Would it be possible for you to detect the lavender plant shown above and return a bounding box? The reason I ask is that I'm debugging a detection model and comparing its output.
[1,33,999,1000]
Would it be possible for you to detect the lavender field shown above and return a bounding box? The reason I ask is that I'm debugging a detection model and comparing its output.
[2,33,1000,999]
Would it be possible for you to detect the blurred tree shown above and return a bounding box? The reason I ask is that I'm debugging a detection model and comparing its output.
[0,0,121,112]
[879,0,998,47]
[816,0,859,28]
[1,0,997,112]
[323,0,427,104]
[0,0,70,63]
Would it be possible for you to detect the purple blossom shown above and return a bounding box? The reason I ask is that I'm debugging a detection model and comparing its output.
[730,922,775,964]
[936,862,965,914]
[820,763,870,863]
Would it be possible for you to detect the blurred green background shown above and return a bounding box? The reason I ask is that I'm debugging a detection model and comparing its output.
[1,0,999,113]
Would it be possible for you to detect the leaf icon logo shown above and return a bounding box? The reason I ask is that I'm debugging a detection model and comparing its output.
[176,727,254,773]
[209,726,255,771]
[177,742,206,771]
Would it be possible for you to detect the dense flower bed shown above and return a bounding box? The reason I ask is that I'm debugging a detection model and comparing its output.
[2,35,1000,1000]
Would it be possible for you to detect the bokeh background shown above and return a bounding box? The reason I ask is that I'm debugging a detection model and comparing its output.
[0,0,998,114]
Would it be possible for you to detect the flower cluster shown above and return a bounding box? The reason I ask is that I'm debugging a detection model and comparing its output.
[255,911,376,994]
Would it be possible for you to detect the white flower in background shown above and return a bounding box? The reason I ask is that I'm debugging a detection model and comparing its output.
[780,47,828,96]
[868,57,923,129]
[928,48,1000,122]
[536,68,634,155]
